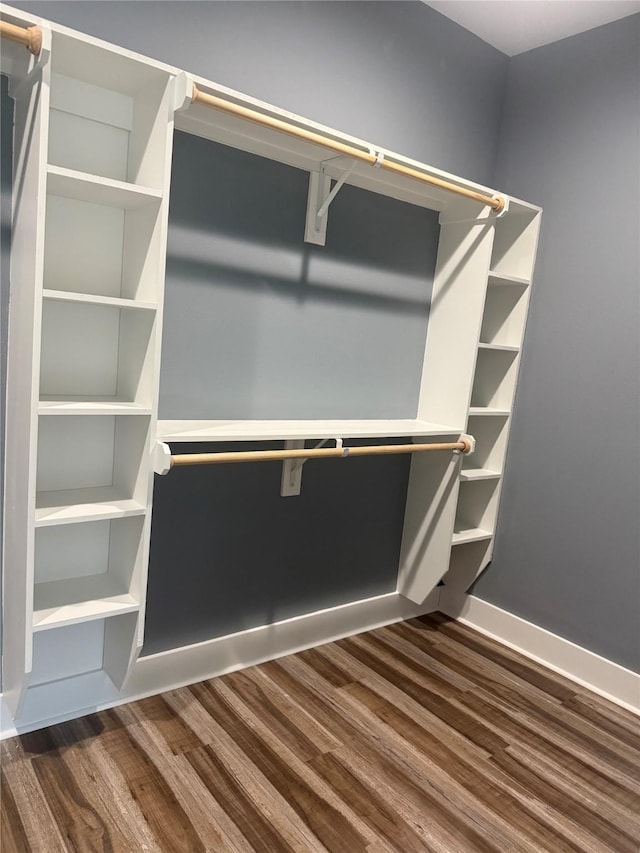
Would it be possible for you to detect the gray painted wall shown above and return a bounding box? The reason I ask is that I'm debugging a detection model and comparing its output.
[9,1,507,187]
[161,132,438,420]
[473,16,640,672]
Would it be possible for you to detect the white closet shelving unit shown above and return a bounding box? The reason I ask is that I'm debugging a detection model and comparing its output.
[0,4,540,731]
[445,203,540,591]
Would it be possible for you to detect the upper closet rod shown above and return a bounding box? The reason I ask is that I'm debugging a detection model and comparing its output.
[0,20,42,55]
[191,85,505,213]
[169,439,472,469]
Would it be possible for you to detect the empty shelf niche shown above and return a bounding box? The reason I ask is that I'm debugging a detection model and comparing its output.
[481,281,529,349]
[453,479,499,544]
[30,613,140,691]
[33,516,144,631]
[40,298,155,408]
[49,32,172,189]
[470,348,519,412]
[43,177,162,303]
[490,205,540,282]
[463,414,509,478]
[35,415,150,524]
[443,538,493,592]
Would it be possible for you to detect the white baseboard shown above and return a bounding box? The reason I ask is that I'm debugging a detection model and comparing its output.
[440,589,640,715]
[1,588,440,739]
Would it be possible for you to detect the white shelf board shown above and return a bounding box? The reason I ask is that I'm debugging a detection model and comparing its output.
[156,418,460,442]
[468,407,511,418]
[42,289,157,312]
[452,526,493,545]
[478,342,519,353]
[39,398,152,416]
[47,165,162,209]
[33,575,139,632]
[460,468,501,482]
[488,272,530,287]
[35,487,146,527]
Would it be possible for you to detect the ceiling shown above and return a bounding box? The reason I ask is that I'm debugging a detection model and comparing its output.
[422,0,640,55]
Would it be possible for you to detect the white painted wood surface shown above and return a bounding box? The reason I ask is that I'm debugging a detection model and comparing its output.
[2,51,51,716]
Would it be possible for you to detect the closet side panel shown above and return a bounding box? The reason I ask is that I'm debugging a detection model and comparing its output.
[2,70,50,714]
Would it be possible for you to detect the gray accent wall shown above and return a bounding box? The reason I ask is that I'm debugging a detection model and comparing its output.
[160,132,438,420]
[9,1,508,187]
[473,16,640,672]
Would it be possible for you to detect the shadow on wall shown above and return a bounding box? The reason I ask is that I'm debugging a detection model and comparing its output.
[159,131,440,421]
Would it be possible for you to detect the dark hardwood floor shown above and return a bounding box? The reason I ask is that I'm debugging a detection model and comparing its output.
[2,612,639,852]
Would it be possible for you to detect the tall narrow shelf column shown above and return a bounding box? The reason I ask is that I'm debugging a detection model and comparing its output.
[445,200,541,594]
[2,22,182,715]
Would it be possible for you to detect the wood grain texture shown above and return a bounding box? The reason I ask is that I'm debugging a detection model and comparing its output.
[2,612,639,852]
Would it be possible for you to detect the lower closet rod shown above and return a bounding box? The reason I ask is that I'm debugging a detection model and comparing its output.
[0,20,42,54]
[169,439,472,468]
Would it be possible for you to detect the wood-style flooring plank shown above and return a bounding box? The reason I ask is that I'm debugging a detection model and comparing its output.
[2,611,638,853]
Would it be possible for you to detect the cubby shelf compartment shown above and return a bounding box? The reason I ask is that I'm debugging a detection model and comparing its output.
[453,478,499,546]
[480,281,529,349]
[44,185,165,303]
[42,289,157,312]
[33,576,139,632]
[40,299,155,405]
[33,516,145,631]
[48,56,173,189]
[156,418,460,442]
[463,414,510,477]
[490,204,540,282]
[470,348,519,413]
[36,415,151,526]
[452,526,493,545]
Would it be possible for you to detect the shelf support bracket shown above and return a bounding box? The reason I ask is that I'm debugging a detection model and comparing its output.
[304,158,357,246]
[280,438,344,497]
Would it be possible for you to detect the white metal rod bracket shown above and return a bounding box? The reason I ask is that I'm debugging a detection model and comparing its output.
[280,438,343,497]
[304,159,357,246]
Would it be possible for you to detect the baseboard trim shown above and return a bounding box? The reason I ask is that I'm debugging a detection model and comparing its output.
[2,588,440,738]
[440,589,640,714]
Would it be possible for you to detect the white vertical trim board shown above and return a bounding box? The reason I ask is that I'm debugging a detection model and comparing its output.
[1,589,441,738]
[440,589,640,714]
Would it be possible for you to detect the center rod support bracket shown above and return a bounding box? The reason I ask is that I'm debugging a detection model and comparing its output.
[304,156,361,246]
[281,438,344,497]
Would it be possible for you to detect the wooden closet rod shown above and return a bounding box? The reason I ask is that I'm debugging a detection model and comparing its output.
[191,85,505,213]
[0,20,42,55]
[170,439,472,468]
